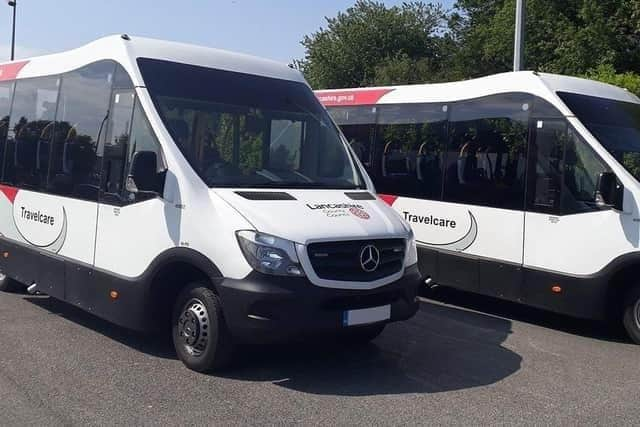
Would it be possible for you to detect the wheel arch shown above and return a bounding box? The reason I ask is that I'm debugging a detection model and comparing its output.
[142,247,224,331]
[603,253,640,320]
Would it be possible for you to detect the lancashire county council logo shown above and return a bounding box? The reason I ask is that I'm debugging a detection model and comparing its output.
[359,244,380,272]
[349,206,370,220]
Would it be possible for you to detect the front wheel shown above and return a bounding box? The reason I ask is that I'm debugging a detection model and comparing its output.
[172,283,235,373]
[623,287,640,344]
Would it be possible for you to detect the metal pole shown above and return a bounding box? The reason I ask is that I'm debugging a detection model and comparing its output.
[513,0,525,71]
[9,0,16,60]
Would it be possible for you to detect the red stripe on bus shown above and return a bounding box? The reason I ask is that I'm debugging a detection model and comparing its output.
[0,60,29,82]
[315,88,393,107]
[0,185,18,204]
[378,194,398,206]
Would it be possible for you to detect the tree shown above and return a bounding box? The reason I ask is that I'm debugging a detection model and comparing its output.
[298,1,449,89]
[449,0,640,78]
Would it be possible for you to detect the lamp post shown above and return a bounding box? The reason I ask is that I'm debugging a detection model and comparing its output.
[513,0,525,71]
[7,0,16,61]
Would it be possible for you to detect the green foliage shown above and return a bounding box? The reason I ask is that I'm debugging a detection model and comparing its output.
[299,0,640,89]
[449,0,640,77]
[299,0,448,88]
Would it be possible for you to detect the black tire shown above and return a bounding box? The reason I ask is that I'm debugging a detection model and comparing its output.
[622,286,640,344]
[172,283,235,373]
[337,323,386,344]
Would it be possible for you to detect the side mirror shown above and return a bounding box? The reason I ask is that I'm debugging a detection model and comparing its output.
[126,151,162,196]
[596,171,623,210]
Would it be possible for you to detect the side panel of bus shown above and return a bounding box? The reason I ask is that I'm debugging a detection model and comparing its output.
[328,93,627,318]
[0,60,170,327]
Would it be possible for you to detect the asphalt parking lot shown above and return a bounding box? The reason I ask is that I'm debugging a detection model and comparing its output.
[1,287,639,426]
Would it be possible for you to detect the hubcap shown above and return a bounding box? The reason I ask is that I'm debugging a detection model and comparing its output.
[177,299,210,357]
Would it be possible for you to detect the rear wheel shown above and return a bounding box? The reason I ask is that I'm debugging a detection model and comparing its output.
[337,323,386,344]
[172,283,235,373]
[623,286,640,344]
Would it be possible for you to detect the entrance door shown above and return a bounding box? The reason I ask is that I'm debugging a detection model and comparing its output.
[523,118,623,309]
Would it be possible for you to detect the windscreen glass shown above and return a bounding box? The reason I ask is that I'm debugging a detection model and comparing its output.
[559,91,640,181]
[137,58,362,189]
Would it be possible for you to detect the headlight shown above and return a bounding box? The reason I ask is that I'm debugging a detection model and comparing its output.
[236,231,305,276]
[405,229,418,267]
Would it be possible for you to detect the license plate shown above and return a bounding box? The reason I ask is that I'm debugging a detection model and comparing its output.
[343,305,391,327]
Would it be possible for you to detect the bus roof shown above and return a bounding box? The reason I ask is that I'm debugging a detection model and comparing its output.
[315,71,640,112]
[0,34,305,86]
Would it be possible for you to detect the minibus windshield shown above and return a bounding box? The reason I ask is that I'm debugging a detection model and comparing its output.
[138,58,363,189]
[559,92,640,181]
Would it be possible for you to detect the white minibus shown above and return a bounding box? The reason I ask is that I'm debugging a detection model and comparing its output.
[0,35,420,372]
[316,73,640,343]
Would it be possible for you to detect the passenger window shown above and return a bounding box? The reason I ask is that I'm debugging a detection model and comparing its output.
[527,120,566,212]
[0,83,13,174]
[374,103,448,199]
[444,93,530,210]
[3,77,59,190]
[328,106,376,168]
[122,99,164,203]
[112,64,134,90]
[564,128,608,212]
[528,119,608,214]
[49,61,114,200]
[101,90,135,201]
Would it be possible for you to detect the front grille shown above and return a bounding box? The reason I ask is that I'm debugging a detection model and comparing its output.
[307,239,405,282]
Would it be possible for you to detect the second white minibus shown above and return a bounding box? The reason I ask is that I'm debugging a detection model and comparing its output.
[0,35,420,372]
[317,72,640,343]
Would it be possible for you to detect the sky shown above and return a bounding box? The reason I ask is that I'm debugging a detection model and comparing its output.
[1,0,455,64]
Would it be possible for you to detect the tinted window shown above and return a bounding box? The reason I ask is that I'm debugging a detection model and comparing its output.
[49,61,114,200]
[101,90,134,200]
[139,58,362,189]
[375,103,448,199]
[443,93,531,210]
[527,120,565,212]
[3,77,59,189]
[0,83,13,173]
[122,99,164,203]
[528,118,609,214]
[112,64,134,90]
[327,106,377,167]
[559,92,640,182]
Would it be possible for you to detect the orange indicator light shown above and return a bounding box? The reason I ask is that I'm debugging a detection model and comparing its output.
[551,285,562,294]
[109,290,119,300]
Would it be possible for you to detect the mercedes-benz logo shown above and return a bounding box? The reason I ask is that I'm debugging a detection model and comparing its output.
[360,244,380,272]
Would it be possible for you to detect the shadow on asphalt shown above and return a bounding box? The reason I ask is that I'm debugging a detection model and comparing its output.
[23,295,178,360]
[23,293,523,396]
[219,299,522,396]
[423,286,629,344]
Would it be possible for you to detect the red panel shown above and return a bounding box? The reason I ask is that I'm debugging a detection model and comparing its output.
[0,184,18,204]
[315,88,393,107]
[0,60,29,82]
[378,194,399,206]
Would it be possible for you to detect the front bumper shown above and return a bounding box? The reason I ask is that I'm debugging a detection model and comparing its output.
[216,264,421,344]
